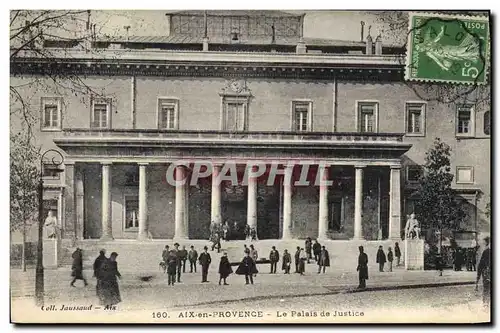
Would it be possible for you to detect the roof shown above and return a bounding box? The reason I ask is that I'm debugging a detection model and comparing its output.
[165,10,303,17]
[94,35,368,48]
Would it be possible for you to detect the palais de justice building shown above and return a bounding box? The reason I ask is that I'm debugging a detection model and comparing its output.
[11,11,490,246]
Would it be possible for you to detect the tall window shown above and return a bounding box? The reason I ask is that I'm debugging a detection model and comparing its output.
[91,99,111,129]
[41,97,62,130]
[357,102,378,133]
[484,111,490,135]
[405,102,426,136]
[456,105,475,137]
[158,99,179,130]
[124,196,139,230]
[292,101,312,132]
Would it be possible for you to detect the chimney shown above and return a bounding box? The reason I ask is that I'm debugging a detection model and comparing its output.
[365,26,373,55]
[124,25,131,42]
[360,21,365,42]
[375,34,382,55]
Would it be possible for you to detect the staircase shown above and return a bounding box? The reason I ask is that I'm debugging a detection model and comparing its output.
[59,239,405,274]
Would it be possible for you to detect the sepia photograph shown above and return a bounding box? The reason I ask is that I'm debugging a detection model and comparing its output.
[9,8,491,324]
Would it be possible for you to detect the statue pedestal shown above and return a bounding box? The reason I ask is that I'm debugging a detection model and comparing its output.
[43,239,61,269]
[404,238,424,270]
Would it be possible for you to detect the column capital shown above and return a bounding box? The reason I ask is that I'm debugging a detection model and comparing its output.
[64,161,75,166]
[138,162,149,166]
[101,161,113,165]
[390,164,402,170]
[354,164,367,169]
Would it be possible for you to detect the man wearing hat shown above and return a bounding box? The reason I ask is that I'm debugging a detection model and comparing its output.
[476,236,491,308]
[172,243,182,283]
[198,246,212,283]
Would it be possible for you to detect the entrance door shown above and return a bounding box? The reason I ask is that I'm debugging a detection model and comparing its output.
[329,200,343,232]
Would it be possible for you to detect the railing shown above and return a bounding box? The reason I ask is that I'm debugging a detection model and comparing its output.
[61,129,405,142]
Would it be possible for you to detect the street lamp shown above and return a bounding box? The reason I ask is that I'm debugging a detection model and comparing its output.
[35,149,64,306]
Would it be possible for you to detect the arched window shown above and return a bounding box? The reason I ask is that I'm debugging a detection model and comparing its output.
[484,111,490,135]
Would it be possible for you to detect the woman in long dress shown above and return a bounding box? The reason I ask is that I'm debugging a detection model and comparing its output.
[298,248,307,275]
[99,252,122,306]
[218,252,233,285]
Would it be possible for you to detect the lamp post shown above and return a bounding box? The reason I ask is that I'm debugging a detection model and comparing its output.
[35,149,64,306]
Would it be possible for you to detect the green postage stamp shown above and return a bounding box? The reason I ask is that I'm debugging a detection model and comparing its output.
[405,12,490,84]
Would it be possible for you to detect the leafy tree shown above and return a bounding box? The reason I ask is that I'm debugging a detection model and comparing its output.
[10,132,40,271]
[414,138,466,241]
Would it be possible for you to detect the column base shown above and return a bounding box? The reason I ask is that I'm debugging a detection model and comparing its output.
[137,233,151,241]
[99,235,114,242]
[173,235,189,241]
[350,237,364,241]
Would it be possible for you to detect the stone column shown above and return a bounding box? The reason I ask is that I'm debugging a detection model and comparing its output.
[174,165,188,239]
[75,166,84,241]
[137,163,149,240]
[211,164,222,225]
[318,165,330,240]
[353,165,365,240]
[100,162,113,241]
[63,162,75,240]
[247,166,258,237]
[389,165,402,240]
[282,165,293,239]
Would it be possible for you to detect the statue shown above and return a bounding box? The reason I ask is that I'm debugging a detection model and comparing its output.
[405,213,421,240]
[44,210,58,239]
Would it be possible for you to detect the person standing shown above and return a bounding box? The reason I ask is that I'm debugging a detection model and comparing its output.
[476,236,491,308]
[312,240,321,262]
[282,249,291,274]
[188,245,198,273]
[244,224,251,240]
[222,222,229,241]
[269,246,280,274]
[166,249,178,286]
[294,246,301,273]
[199,246,212,283]
[93,249,107,303]
[172,243,182,283]
[298,248,307,275]
[233,221,240,240]
[376,246,386,272]
[178,245,188,274]
[305,237,312,264]
[250,227,257,241]
[394,242,402,266]
[99,252,121,306]
[249,244,258,277]
[317,246,330,274]
[70,248,88,287]
[357,246,369,289]
[236,249,258,285]
[218,252,233,285]
[161,245,170,273]
[387,247,394,272]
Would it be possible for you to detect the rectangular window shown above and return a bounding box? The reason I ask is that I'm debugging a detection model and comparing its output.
[407,165,423,183]
[158,99,179,130]
[42,163,61,179]
[357,102,378,133]
[124,196,139,230]
[292,101,312,132]
[405,102,426,136]
[456,105,475,137]
[91,99,111,129]
[456,166,474,184]
[41,97,62,130]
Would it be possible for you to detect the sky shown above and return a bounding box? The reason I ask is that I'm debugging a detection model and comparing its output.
[86,10,397,43]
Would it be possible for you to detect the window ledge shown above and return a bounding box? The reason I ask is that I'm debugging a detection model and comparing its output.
[456,135,476,140]
[41,127,62,132]
[405,133,425,137]
[124,228,139,232]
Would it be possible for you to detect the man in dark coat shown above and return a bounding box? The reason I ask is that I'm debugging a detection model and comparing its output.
[282,249,292,274]
[199,246,212,283]
[70,248,88,287]
[172,243,182,283]
[236,249,258,285]
[218,252,233,285]
[387,247,394,272]
[99,252,121,306]
[376,246,386,272]
[394,242,402,266]
[476,236,491,308]
[166,249,178,286]
[161,245,170,273]
[357,246,369,289]
[305,237,312,263]
[93,249,107,302]
[269,246,280,274]
[294,246,301,273]
[188,245,198,273]
[317,246,330,274]
[312,240,322,262]
[178,245,188,273]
